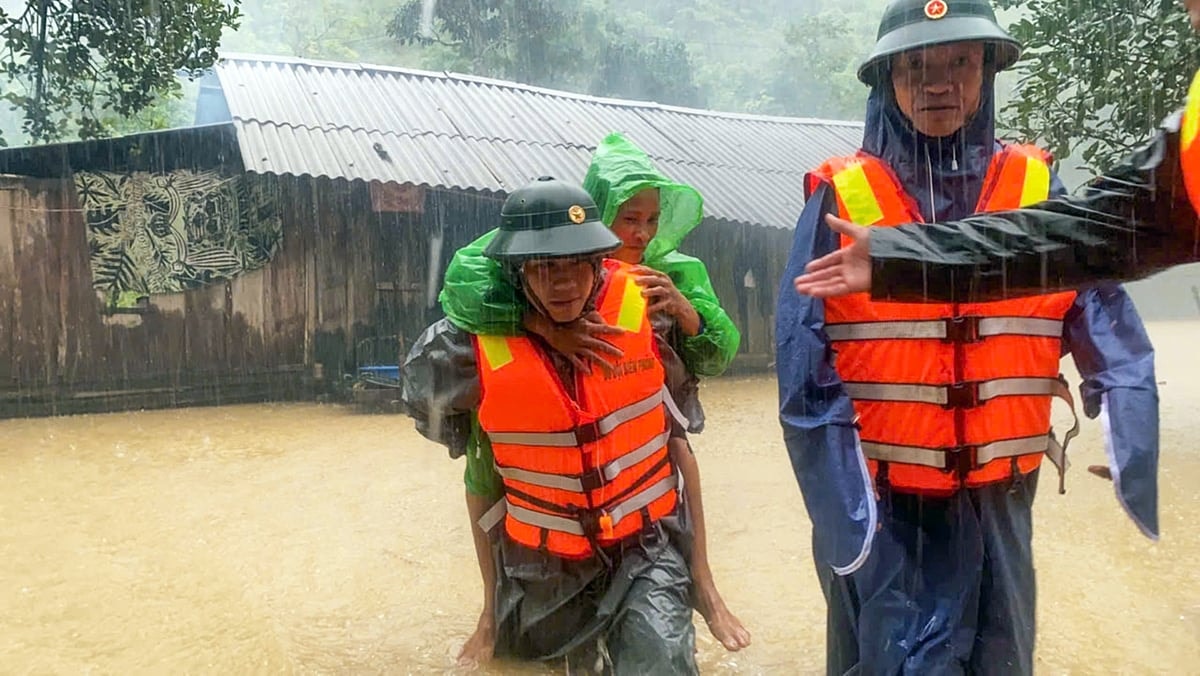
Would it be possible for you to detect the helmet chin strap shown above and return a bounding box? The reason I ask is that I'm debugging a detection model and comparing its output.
[516,257,607,326]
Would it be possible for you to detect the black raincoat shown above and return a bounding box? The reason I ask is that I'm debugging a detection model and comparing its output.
[867,109,1200,303]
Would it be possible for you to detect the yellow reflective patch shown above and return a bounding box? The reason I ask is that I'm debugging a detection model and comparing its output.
[1183,69,1200,151]
[617,276,646,332]
[1019,156,1051,207]
[478,335,513,371]
[831,163,885,225]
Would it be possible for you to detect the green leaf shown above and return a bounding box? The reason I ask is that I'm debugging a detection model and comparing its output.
[999,0,1199,173]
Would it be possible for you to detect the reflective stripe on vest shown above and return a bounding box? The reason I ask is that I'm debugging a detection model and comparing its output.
[861,434,1068,473]
[810,145,1081,497]
[486,387,666,448]
[479,472,679,536]
[474,259,677,559]
[495,430,672,492]
[842,375,1069,407]
[824,316,1063,342]
[858,378,1081,479]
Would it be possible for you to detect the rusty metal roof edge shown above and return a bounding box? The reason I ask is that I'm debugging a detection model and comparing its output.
[243,166,507,195]
[228,118,601,150]
[215,53,864,129]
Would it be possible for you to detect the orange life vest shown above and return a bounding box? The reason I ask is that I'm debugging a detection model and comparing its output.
[473,259,679,559]
[1179,67,1200,215]
[805,144,1079,497]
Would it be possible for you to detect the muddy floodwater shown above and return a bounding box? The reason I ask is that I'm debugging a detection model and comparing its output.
[2,322,1198,674]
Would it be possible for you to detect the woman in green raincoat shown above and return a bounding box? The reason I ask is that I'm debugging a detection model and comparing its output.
[438,133,748,665]
[442,133,740,378]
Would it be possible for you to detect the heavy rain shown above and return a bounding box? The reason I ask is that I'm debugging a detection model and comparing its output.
[0,0,1198,674]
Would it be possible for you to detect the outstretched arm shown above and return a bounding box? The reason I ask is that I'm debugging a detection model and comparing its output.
[796,117,1200,303]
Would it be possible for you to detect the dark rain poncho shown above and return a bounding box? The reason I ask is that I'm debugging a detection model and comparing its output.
[864,108,1200,303]
[777,81,1160,675]
[438,133,741,380]
[401,289,702,673]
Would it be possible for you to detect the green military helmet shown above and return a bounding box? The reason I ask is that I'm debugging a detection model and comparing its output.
[857,0,1021,87]
[484,176,622,262]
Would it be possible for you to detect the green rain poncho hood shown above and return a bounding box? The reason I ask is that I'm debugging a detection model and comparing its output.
[437,133,740,377]
[582,132,704,265]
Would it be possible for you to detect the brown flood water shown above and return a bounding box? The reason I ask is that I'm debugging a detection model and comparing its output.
[1,321,1198,674]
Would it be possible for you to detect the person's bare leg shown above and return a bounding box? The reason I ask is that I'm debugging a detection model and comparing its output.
[458,491,499,666]
[670,438,752,651]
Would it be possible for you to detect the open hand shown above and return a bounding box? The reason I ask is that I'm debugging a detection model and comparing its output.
[792,214,873,298]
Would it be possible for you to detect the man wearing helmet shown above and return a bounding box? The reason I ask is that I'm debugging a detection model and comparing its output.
[403,177,701,674]
[792,0,1200,303]
[775,1,1161,674]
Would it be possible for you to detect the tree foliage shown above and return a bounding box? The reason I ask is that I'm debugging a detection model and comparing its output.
[609,0,886,119]
[223,0,390,62]
[388,0,704,108]
[996,0,1200,172]
[591,22,703,107]
[0,0,242,145]
[757,12,875,120]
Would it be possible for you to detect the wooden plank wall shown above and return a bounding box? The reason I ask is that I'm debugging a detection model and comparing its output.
[0,174,336,417]
[680,217,792,368]
[0,175,780,418]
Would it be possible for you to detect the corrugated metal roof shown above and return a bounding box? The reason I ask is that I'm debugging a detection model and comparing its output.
[212,54,865,229]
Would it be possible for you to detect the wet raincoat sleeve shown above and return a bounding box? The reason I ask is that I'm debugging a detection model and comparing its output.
[869,115,1200,304]
[776,184,877,576]
[438,229,526,336]
[1062,285,1160,539]
[400,318,503,498]
[400,318,481,459]
[655,251,741,377]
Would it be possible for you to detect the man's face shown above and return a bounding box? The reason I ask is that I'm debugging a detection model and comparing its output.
[610,188,660,265]
[891,42,986,138]
[1186,0,1200,31]
[522,256,597,323]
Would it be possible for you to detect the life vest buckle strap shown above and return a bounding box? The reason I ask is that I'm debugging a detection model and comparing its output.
[944,382,981,409]
[578,467,606,492]
[574,420,603,445]
[575,507,604,539]
[947,445,977,477]
[944,315,981,344]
